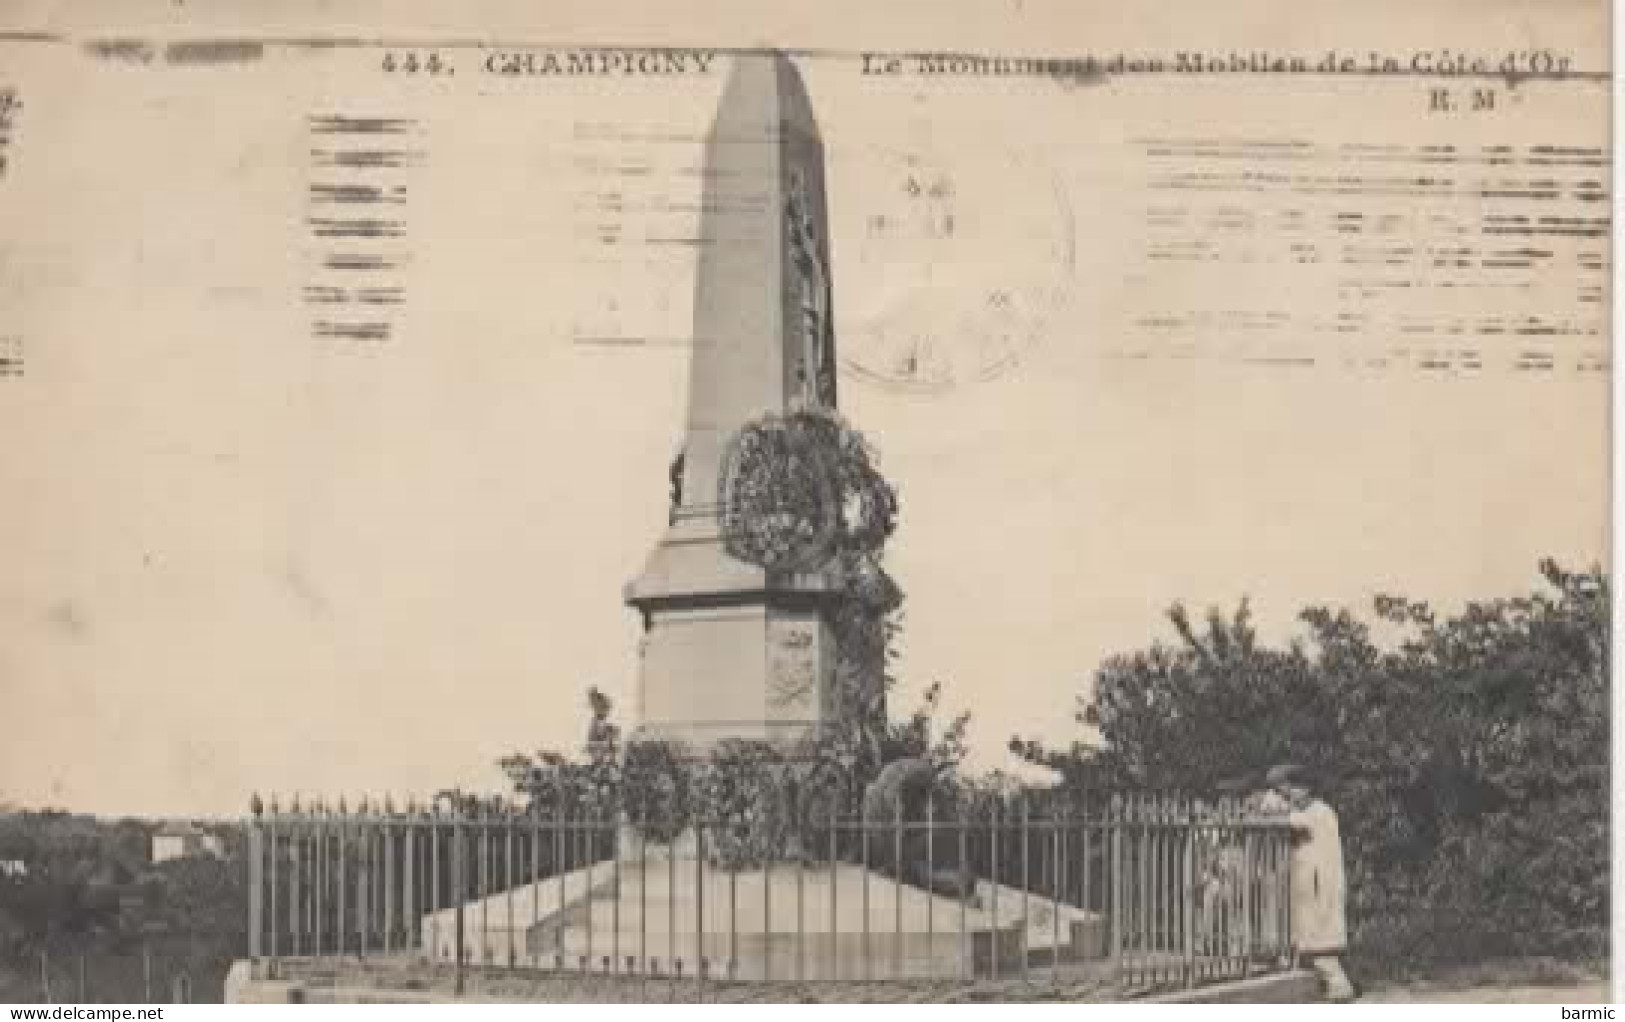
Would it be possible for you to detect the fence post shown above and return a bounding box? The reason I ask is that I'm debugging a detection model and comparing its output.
[268,797,280,970]
[453,803,466,996]
[404,802,417,953]
[506,803,518,969]
[1240,807,1254,978]
[832,798,842,982]
[1019,793,1030,983]
[478,802,491,967]
[923,793,935,982]
[1050,797,1062,990]
[248,795,264,964]
[336,798,348,959]
[695,821,706,998]
[893,790,903,981]
[1281,820,1294,968]
[315,802,328,960]
[1183,800,1197,988]
[356,799,370,961]
[430,804,442,960]
[289,799,303,958]
[1109,794,1123,967]
[958,803,969,981]
[385,797,398,956]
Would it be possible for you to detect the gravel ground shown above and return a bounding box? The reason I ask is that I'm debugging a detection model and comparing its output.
[1359,983,1609,1004]
[1356,959,1608,1004]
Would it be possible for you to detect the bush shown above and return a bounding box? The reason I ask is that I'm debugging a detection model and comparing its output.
[1014,560,1609,976]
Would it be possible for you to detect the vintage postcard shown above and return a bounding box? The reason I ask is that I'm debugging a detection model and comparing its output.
[0,0,1610,1005]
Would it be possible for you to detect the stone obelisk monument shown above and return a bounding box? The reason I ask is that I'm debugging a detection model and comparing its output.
[419,56,1104,978]
[625,50,841,752]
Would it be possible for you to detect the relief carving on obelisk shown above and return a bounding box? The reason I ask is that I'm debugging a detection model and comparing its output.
[786,167,837,409]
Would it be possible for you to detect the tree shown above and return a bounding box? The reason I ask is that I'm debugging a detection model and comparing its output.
[1014,560,1609,969]
[499,687,623,818]
[880,680,971,774]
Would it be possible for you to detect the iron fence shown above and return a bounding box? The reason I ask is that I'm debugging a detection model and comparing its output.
[18,945,224,1004]
[244,791,1294,994]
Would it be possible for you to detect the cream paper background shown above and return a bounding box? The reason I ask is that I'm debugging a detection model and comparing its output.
[0,0,1608,815]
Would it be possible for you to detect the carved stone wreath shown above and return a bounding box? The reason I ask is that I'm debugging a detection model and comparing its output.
[718,415,840,572]
[718,409,898,576]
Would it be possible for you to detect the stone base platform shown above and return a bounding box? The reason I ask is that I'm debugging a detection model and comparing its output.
[224,958,1316,1003]
[419,858,1105,982]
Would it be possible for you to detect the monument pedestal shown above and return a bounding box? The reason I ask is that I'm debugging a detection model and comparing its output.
[626,512,838,754]
[420,821,1104,982]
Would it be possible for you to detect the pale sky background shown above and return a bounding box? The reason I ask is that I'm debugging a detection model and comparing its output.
[0,0,1610,817]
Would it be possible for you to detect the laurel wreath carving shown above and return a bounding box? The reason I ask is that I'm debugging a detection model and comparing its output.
[718,409,897,573]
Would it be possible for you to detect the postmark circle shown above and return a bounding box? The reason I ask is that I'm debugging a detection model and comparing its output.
[832,142,1077,395]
